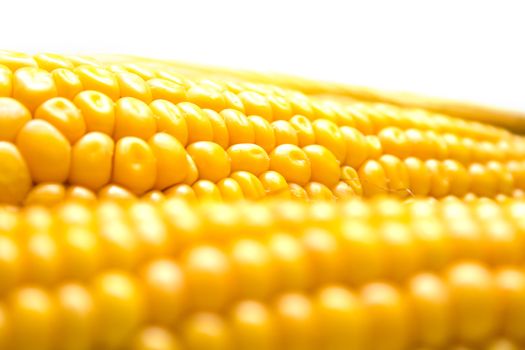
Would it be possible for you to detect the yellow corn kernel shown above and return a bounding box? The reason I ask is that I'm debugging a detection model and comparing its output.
[164,184,197,201]
[35,97,86,143]
[303,144,340,188]
[238,91,273,121]
[34,53,74,71]
[128,201,171,259]
[182,245,233,311]
[228,143,269,176]
[304,182,335,201]
[187,141,231,183]
[182,153,199,186]
[404,128,434,159]
[221,109,255,146]
[289,183,309,201]
[148,133,187,190]
[193,180,223,201]
[315,285,366,350]
[216,178,244,201]
[346,104,374,135]
[408,273,451,348]
[259,170,289,196]
[75,65,120,101]
[426,130,449,160]
[52,68,83,100]
[182,312,232,350]
[365,135,383,159]
[98,184,137,202]
[340,126,368,168]
[495,268,525,342]
[333,105,355,128]
[113,97,157,140]
[301,228,343,284]
[203,109,229,149]
[13,67,57,112]
[269,144,311,186]
[222,90,245,113]
[65,55,101,68]
[248,115,275,153]
[469,163,497,197]
[340,166,363,196]
[332,181,356,199]
[0,141,31,205]
[447,262,499,345]
[92,271,145,349]
[267,232,312,290]
[378,126,411,159]
[65,185,97,203]
[230,171,266,200]
[272,120,298,146]
[312,101,339,123]
[312,119,346,163]
[378,154,410,197]
[55,283,95,350]
[267,94,293,121]
[289,114,315,147]
[16,119,71,183]
[125,63,156,80]
[358,159,388,197]
[360,282,411,350]
[179,102,214,144]
[426,159,450,198]
[0,50,37,71]
[147,78,187,105]
[97,202,140,269]
[132,326,181,350]
[473,141,499,163]
[69,132,114,190]
[186,85,226,111]
[116,72,152,103]
[444,133,471,164]
[229,238,276,299]
[113,137,157,195]
[287,92,314,120]
[140,259,186,325]
[24,183,66,206]
[73,90,115,135]
[404,157,431,197]
[340,220,384,284]
[9,287,56,350]
[275,293,318,350]
[0,64,12,96]
[0,98,31,142]
[443,159,470,197]
[149,100,188,146]
[487,161,514,195]
[230,301,277,350]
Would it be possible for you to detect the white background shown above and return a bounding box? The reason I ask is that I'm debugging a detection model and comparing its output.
[2,0,524,111]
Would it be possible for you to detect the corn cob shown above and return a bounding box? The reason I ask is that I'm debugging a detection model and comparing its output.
[2,50,525,350]
[0,197,524,349]
[1,50,525,204]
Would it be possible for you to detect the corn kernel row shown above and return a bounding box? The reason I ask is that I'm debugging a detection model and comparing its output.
[1,51,524,147]
[5,148,525,206]
[1,198,525,297]
[1,260,525,349]
[1,90,523,166]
